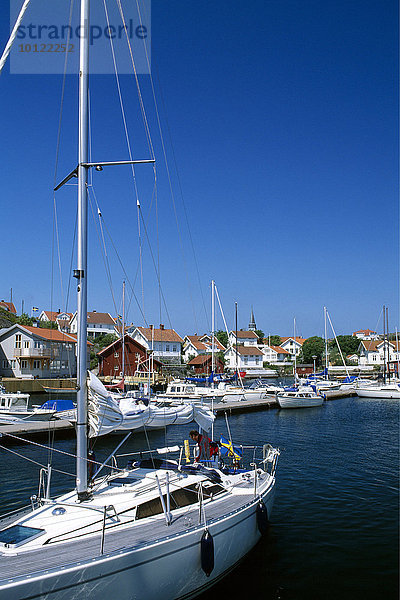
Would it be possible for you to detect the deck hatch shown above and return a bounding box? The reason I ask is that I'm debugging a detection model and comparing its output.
[0,524,45,548]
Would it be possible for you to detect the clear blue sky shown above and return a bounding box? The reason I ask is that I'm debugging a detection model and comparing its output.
[0,0,398,339]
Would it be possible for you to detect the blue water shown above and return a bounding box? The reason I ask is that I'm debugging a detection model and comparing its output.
[0,394,398,599]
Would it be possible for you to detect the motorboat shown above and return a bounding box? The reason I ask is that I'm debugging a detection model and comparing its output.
[277,386,324,408]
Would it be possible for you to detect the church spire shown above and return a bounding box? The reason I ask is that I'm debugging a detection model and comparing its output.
[249,307,256,331]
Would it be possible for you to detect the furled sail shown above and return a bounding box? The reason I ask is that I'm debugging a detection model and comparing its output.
[88,372,215,437]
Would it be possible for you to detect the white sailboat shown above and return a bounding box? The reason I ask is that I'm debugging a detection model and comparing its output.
[277,318,323,409]
[0,2,280,598]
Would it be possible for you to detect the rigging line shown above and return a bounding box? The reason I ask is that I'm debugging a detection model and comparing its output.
[115,0,155,159]
[90,186,148,326]
[133,0,199,331]
[154,61,209,328]
[0,0,31,74]
[214,284,230,337]
[51,0,75,313]
[102,0,142,204]
[87,188,119,318]
[104,0,157,321]
[138,206,174,329]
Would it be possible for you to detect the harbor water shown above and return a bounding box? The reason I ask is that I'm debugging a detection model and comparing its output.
[0,393,398,599]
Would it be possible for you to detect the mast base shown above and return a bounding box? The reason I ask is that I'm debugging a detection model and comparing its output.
[77,490,92,502]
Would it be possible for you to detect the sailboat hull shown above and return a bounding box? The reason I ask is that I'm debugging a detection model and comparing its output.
[0,482,275,600]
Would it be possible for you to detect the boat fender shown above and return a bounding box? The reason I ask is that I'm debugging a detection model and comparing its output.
[256,499,269,535]
[200,528,214,576]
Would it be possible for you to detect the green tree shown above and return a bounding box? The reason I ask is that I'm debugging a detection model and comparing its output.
[328,335,359,356]
[17,312,34,326]
[215,330,228,348]
[38,320,58,329]
[301,336,325,365]
[255,329,265,340]
[268,335,282,346]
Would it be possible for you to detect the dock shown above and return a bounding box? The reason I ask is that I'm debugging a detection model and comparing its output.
[0,389,357,441]
[0,419,74,441]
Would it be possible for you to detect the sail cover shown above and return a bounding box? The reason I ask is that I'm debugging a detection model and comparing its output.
[88,372,215,437]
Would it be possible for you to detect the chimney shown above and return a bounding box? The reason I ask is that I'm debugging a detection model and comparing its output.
[160,324,164,330]
[150,324,154,330]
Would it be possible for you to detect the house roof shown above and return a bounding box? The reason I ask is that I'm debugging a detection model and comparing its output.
[185,335,225,351]
[0,301,17,314]
[87,312,116,325]
[360,340,399,352]
[188,355,223,366]
[353,329,377,336]
[9,324,79,343]
[268,345,290,355]
[280,336,306,346]
[228,345,264,356]
[230,330,258,339]
[137,327,183,343]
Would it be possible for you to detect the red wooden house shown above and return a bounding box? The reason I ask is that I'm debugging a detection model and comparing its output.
[97,334,162,378]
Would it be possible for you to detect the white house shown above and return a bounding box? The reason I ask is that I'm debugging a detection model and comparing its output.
[224,345,264,371]
[228,330,259,347]
[130,325,184,363]
[182,334,225,362]
[279,336,306,359]
[358,340,400,366]
[352,329,379,341]
[69,311,117,339]
[259,343,291,365]
[38,310,73,333]
[0,324,82,378]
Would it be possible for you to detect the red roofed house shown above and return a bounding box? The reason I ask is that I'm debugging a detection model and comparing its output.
[0,324,88,378]
[129,325,184,364]
[224,344,264,371]
[228,330,259,347]
[279,336,306,360]
[38,310,74,333]
[0,301,17,314]
[187,354,225,375]
[182,334,225,362]
[69,311,117,339]
[97,334,162,381]
[358,339,400,366]
[352,329,379,341]
[259,342,291,364]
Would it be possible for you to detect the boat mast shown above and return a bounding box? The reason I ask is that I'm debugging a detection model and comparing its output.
[293,317,297,383]
[76,0,90,501]
[386,306,390,381]
[211,279,215,385]
[383,304,386,384]
[122,280,125,386]
[324,306,328,379]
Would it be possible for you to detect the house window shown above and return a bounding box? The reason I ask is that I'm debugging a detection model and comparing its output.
[24,341,30,349]
[15,334,21,349]
[2,360,8,368]
[114,352,119,358]
[172,346,177,352]
[34,341,41,349]
[33,360,40,369]
[21,360,28,369]
[114,365,118,371]
[244,357,248,364]
[166,345,170,352]
[11,360,16,368]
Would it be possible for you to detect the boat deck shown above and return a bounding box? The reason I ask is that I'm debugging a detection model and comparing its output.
[0,487,255,584]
